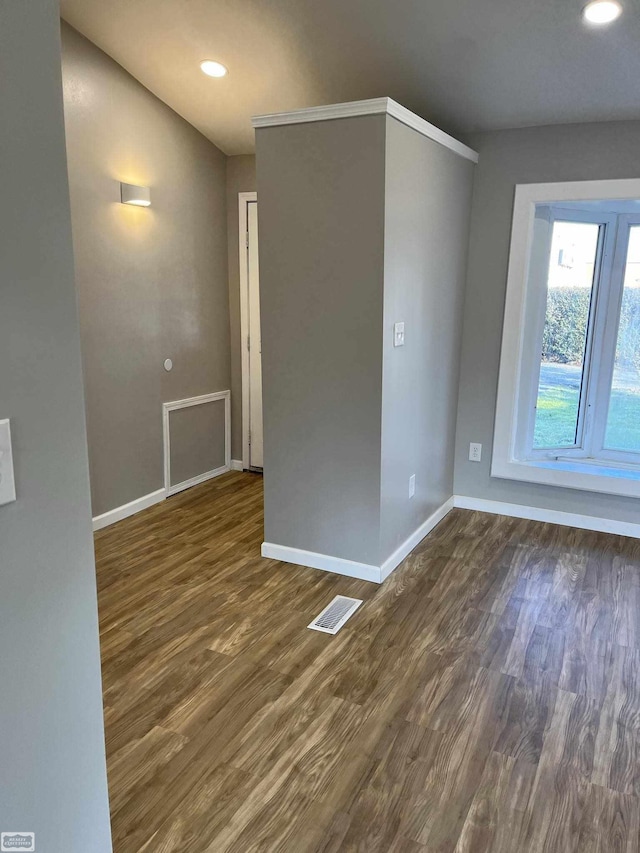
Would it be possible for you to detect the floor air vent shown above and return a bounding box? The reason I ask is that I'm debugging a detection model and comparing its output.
[308,595,363,634]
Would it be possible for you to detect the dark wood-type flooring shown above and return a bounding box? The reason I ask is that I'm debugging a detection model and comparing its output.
[95,471,640,852]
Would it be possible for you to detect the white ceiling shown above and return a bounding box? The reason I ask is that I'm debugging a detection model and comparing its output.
[60,0,640,155]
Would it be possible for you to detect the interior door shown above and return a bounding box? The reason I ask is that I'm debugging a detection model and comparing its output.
[247,201,263,469]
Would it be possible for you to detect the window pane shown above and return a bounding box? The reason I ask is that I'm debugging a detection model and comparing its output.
[604,225,640,453]
[533,220,600,449]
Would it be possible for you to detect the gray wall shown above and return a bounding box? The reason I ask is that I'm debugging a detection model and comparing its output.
[168,399,226,486]
[61,23,230,517]
[257,117,387,565]
[0,2,112,850]
[226,155,257,461]
[454,121,640,523]
[381,117,474,561]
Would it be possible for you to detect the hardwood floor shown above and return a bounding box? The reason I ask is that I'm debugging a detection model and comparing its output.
[95,471,640,852]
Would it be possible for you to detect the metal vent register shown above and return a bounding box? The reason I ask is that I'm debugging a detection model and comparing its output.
[307,596,363,635]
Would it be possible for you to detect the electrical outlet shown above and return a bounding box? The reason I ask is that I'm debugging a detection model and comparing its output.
[469,442,482,463]
[409,474,416,498]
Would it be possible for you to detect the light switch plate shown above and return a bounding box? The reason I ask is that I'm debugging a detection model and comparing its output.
[0,419,17,505]
[409,474,416,498]
[393,322,405,347]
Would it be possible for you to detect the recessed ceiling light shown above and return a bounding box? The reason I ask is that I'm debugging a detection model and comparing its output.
[583,0,622,24]
[200,60,228,78]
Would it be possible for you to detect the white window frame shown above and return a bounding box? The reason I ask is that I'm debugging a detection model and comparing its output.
[492,178,640,499]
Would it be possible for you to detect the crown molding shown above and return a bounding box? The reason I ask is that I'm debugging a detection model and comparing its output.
[251,97,479,163]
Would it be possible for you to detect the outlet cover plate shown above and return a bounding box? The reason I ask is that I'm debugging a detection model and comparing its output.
[0,419,17,505]
[469,442,482,463]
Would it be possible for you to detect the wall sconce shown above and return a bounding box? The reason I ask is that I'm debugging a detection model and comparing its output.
[120,182,151,207]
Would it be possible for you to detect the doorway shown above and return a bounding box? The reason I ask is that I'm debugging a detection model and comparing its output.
[239,192,263,470]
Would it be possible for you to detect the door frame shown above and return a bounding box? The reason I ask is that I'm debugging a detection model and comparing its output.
[238,191,258,470]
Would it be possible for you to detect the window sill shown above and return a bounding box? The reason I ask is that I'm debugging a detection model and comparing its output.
[491,455,640,499]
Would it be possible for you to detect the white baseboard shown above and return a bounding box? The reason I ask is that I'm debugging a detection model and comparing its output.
[380,497,455,581]
[93,462,232,532]
[261,542,382,583]
[230,459,243,471]
[167,464,229,497]
[454,494,640,539]
[262,497,455,584]
[92,488,166,532]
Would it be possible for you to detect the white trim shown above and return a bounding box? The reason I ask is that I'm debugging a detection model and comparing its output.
[261,497,455,583]
[252,98,479,164]
[491,456,640,499]
[380,497,455,581]
[493,178,640,499]
[252,97,391,128]
[163,391,231,497]
[92,488,166,531]
[239,192,257,471]
[386,100,478,163]
[454,494,640,539]
[261,542,382,583]
[166,465,229,497]
[230,459,244,471]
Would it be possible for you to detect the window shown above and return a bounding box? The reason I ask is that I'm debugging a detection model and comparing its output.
[532,215,602,453]
[493,179,640,498]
